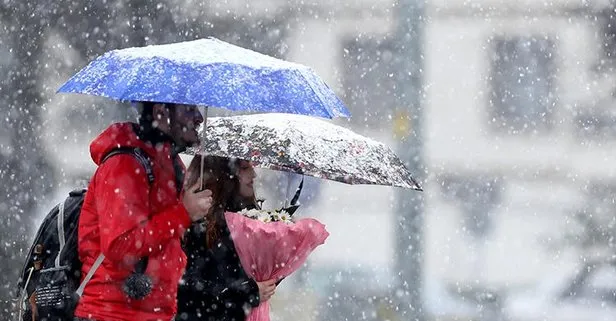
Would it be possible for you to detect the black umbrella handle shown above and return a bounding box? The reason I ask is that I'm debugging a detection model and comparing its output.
[290,176,304,206]
[280,176,304,216]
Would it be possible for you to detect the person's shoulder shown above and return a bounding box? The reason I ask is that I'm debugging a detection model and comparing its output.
[96,152,150,181]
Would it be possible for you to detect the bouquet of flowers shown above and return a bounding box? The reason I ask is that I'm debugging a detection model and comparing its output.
[224,207,329,321]
[236,208,295,224]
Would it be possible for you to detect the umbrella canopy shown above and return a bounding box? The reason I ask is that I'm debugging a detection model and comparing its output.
[57,37,350,119]
[185,113,422,190]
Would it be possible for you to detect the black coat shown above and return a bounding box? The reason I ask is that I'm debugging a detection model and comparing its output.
[176,220,260,321]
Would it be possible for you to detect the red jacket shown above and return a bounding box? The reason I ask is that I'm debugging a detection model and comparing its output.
[75,123,192,321]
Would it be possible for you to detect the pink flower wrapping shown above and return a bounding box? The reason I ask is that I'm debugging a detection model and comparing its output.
[224,211,330,321]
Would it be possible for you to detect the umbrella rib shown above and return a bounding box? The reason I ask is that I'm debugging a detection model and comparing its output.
[112,55,149,102]
[293,68,330,117]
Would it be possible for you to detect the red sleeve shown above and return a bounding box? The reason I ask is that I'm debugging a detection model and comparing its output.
[94,154,192,265]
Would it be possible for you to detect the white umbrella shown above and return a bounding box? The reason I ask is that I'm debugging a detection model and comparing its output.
[186,113,422,190]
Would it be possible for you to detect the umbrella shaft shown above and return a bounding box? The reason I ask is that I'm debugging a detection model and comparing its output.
[199,106,209,190]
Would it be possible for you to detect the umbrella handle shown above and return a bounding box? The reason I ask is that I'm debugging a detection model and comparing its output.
[290,176,304,206]
[198,106,209,191]
[284,175,304,208]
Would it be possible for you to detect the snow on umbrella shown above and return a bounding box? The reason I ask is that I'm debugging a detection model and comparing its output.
[57,37,350,119]
[186,113,422,190]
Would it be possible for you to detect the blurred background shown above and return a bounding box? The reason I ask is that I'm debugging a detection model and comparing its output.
[2,0,616,320]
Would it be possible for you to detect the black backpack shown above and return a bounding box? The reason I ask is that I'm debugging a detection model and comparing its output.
[14,147,154,321]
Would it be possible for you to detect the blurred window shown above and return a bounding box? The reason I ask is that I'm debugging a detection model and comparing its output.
[341,37,397,130]
[488,36,557,134]
[577,264,616,304]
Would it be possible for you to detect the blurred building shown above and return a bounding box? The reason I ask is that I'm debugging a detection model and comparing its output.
[423,0,616,320]
[424,0,616,285]
[39,0,616,320]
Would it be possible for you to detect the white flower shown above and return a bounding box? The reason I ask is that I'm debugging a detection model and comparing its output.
[257,212,272,223]
[236,208,294,224]
[238,208,260,219]
[270,212,281,222]
[279,211,293,224]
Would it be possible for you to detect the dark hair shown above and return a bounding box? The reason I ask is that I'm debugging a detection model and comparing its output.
[137,101,176,133]
[138,102,155,131]
[186,155,258,248]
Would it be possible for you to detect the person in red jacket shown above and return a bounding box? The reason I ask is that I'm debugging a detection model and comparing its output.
[75,102,212,321]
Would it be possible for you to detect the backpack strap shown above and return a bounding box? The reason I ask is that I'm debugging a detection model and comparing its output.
[75,148,155,297]
[55,148,155,269]
[76,253,104,297]
[102,147,155,185]
[54,201,66,268]
[17,266,35,319]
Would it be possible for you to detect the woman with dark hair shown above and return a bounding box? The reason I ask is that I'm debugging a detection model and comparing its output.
[176,155,277,321]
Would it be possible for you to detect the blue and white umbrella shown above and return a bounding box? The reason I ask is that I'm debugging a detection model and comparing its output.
[57,37,350,119]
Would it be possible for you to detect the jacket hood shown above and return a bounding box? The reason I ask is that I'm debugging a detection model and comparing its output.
[90,122,148,165]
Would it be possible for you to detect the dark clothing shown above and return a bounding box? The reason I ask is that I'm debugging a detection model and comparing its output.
[176,220,260,321]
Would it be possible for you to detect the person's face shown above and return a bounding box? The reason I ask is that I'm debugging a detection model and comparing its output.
[169,104,204,148]
[237,160,256,199]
